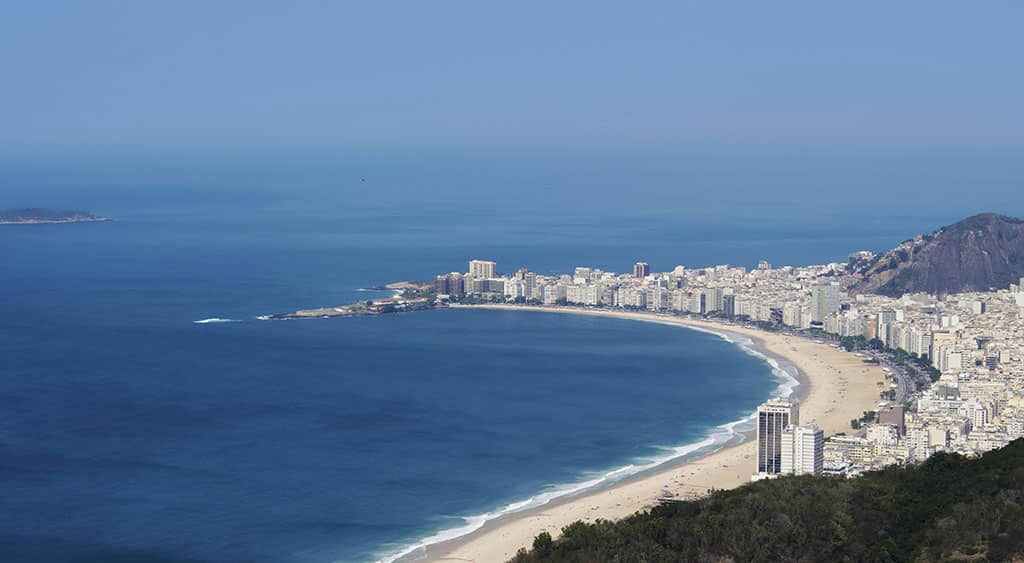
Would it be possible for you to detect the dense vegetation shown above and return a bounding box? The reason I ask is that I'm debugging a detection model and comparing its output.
[511,439,1024,562]
[850,409,877,430]
[840,334,942,383]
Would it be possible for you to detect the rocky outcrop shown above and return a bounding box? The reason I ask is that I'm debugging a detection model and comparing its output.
[849,213,1024,296]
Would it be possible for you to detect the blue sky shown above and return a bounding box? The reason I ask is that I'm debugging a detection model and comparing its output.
[2,1,1022,154]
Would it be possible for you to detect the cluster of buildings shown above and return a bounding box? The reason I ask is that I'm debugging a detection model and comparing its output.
[437,258,1024,474]
[754,399,824,478]
[820,274,1024,474]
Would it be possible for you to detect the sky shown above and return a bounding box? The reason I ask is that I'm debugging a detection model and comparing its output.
[2,1,1023,155]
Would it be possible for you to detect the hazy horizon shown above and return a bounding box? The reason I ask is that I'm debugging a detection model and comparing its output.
[2,2,1023,155]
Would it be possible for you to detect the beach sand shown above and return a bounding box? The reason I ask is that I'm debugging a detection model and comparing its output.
[410,305,887,563]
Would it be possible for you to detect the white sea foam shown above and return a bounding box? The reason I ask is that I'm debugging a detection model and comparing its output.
[356,287,405,298]
[724,332,802,401]
[192,318,239,324]
[374,414,748,563]
[373,318,802,563]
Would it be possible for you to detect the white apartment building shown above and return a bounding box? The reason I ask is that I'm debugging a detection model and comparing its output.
[866,424,899,447]
[542,284,566,305]
[780,424,824,475]
[468,259,497,279]
[811,283,841,323]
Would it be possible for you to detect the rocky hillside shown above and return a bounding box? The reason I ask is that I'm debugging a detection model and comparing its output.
[849,213,1024,296]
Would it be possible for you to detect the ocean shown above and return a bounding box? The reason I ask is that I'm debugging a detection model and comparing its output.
[0,153,996,562]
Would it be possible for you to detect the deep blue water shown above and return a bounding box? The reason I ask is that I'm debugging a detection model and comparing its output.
[3,158,1018,562]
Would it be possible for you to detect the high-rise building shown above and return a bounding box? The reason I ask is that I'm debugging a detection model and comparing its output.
[690,291,707,315]
[722,294,736,318]
[705,287,723,313]
[524,273,538,300]
[573,267,592,283]
[463,276,481,294]
[542,283,567,305]
[645,286,669,311]
[633,262,650,278]
[876,309,896,346]
[757,399,799,475]
[469,260,496,279]
[783,303,801,327]
[757,260,771,270]
[811,283,841,323]
[864,316,878,340]
[780,424,823,475]
[481,278,504,293]
[504,279,525,300]
[877,309,896,325]
[670,290,688,312]
[433,273,465,297]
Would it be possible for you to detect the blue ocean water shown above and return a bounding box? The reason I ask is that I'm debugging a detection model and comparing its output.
[2,156,1007,562]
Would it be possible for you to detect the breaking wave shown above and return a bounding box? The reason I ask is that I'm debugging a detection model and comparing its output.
[374,317,801,563]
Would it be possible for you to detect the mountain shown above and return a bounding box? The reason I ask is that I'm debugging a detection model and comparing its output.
[510,439,1024,562]
[848,213,1024,296]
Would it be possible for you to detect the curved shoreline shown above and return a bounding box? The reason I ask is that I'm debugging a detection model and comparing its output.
[380,307,802,563]
[381,304,885,563]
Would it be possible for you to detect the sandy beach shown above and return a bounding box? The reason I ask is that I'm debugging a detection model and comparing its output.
[413,304,887,563]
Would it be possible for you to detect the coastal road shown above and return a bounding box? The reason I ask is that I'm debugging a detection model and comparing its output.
[870,352,915,405]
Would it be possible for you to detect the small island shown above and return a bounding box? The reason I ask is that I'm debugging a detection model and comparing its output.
[266,282,437,319]
[0,208,110,225]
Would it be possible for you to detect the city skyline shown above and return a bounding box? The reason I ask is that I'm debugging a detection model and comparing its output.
[430,248,1024,479]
